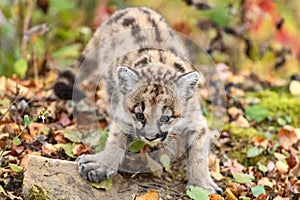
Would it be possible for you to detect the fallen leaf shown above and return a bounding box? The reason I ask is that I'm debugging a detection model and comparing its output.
[187,186,210,200]
[71,143,90,156]
[8,163,23,172]
[208,193,223,200]
[61,143,76,158]
[231,171,254,184]
[275,160,289,174]
[285,151,297,169]
[258,177,274,188]
[225,188,238,200]
[228,106,243,119]
[128,139,146,153]
[247,146,263,158]
[63,129,82,143]
[251,185,266,197]
[58,112,71,127]
[134,190,160,200]
[277,126,298,148]
[223,159,245,173]
[28,122,49,138]
[257,162,268,173]
[230,115,250,128]
[159,154,171,172]
[245,105,269,123]
[42,142,58,156]
[90,178,112,191]
[226,182,240,197]
[209,153,225,181]
[267,161,275,172]
[273,197,289,200]
[252,137,268,148]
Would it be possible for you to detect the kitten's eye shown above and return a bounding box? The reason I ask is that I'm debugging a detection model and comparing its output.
[135,112,145,120]
[160,116,170,123]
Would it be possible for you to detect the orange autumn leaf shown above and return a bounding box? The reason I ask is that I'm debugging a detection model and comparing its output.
[209,193,224,200]
[134,190,160,200]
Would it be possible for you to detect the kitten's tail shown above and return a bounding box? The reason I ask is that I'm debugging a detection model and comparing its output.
[53,56,86,101]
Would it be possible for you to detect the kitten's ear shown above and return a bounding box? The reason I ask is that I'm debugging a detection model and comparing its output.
[176,71,200,100]
[117,66,140,93]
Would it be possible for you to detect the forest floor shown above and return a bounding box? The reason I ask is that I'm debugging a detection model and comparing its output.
[0,69,300,200]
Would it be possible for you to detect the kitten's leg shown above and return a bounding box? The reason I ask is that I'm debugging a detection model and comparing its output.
[186,122,222,194]
[78,122,126,182]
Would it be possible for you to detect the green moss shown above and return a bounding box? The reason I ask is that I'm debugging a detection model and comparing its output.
[28,185,50,200]
[223,123,266,139]
[229,149,269,167]
[246,90,300,127]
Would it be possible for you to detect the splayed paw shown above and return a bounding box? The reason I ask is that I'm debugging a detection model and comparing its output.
[77,154,118,183]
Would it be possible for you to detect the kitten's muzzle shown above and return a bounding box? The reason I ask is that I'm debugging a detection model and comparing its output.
[142,132,168,142]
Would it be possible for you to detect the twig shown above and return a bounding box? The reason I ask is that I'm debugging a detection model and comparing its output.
[21,0,32,59]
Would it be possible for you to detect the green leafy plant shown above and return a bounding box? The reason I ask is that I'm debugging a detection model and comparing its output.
[245,105,269,123]
[0,107,51,159]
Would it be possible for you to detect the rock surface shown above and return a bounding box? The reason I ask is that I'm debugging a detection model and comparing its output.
[22,155,138,200]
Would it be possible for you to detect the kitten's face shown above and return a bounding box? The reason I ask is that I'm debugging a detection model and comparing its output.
[125,83,182,143]
[117,66,200,144]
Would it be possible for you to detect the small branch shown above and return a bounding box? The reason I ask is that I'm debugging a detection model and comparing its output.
[21,0,33,59]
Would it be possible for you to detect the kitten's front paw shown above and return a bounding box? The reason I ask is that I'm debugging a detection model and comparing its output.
[77,154,118,182]
[187,179,223,195]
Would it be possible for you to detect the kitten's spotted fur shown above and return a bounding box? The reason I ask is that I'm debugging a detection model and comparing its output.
[54,7,221,194]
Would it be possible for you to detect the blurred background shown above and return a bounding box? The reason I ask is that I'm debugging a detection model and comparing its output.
[0,0,299,80]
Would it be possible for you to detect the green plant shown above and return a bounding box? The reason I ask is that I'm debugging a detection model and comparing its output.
[0,107,51,159]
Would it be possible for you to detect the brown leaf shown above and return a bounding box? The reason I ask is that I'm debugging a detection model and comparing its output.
[275,160,289,174]
[276,126,298,148]
[53,130,68,144]
[28,122,49,138]
[42,142,58,156]
[230,115,250,128]
[11,145,25,155]
[59,112,71,127]
[228,106,243,119]
[226,182,240,197]
[285,151,297,169]
[257,177,274,188]
[252,137,268,148]
[225,188,238,200]
[71,143,90,156]
[223,159,245,173]
[209,153,225,181]
[254,193,270,200]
